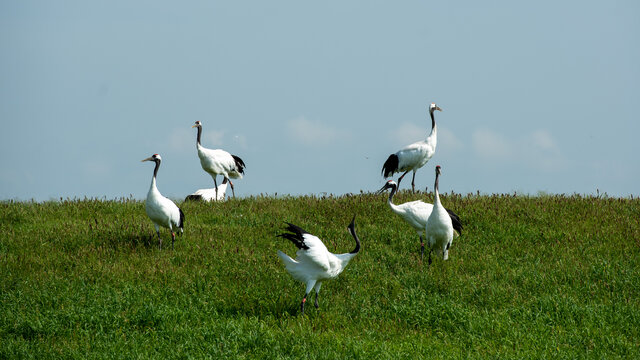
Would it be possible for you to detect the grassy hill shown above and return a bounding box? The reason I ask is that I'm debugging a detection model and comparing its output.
[1,193,639,358]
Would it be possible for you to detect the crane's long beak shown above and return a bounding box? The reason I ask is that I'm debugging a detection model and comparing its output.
[375,184,388,195]
[141,157,154,162]
[436,106,443,112]
[191,125,198,128]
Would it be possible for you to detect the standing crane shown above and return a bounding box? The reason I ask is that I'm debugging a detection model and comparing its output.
[192,121,245,199]
[382,103,443,192]
[377,179,462,260]
[276,216,361,315]
[425,165,454,265]
[141,154,185,249]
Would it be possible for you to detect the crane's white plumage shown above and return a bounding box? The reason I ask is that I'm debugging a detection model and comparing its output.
[382,103,443,192]
[192,121,245,198]
[277,216,361,314]
[425,165,454,265]
[142,154,184,249]
[185,178,228,202]
[377,179,462,260]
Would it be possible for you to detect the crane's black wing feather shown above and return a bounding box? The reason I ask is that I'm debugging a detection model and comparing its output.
[382,154,399,178]
[232,155,246,175]
[178,208,185,230]
[445,208,463,235]
[184,194,203,201]
[277,222,310,250]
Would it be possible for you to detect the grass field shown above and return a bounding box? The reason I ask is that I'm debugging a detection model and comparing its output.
[1,192,639,358]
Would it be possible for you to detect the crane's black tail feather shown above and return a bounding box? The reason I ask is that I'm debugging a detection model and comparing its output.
[178,208,185,231]
[184,194,203,202]
[232,155,246,175]
[445,208,463,235]
[277,222,310,250]
[382,154,399,178]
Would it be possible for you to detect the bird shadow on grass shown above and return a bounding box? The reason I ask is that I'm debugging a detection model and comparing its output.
[209,294,304,319]
[101,232,159,251]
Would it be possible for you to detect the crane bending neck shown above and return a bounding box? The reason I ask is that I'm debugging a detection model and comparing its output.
[387,185,397,207]
[387,186,403,214]
[348,226,361,254]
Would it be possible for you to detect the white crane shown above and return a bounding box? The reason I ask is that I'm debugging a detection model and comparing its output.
[185,178,228,202]
[382,103,443,192]
[425,165,454,265]
[192,121,246,199]
[277,216,361,315]
[377,179,462,260]
[141,154,185,250]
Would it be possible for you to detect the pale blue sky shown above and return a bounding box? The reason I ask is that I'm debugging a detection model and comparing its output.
[1,1,638,201]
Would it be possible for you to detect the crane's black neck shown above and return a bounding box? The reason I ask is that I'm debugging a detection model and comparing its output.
[434,171,440,200]
[196,125,202,145]
[348,223,361,254]
[387,184,397,205]
[430,110,436,132]
[153,159,161,179]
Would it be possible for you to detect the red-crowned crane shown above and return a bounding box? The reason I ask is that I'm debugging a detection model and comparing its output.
[185,178,228,202]
[192,121,245,199]
[425,165,454,265]
[141,154,185,249]
[382,103,443,193]
[377,179,462,260]
[277,216,361,315]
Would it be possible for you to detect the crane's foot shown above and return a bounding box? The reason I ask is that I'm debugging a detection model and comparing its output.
[300,296,307,315]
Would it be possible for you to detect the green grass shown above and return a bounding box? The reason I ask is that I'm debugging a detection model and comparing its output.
[1,193,639,358]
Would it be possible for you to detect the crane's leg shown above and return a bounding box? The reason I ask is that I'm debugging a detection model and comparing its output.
[228,178,236,198]
[428,249,432,266]
[301,280,316,315]
[411,171,417,193]
[171,232,175,250]
[443,241,451,261]
[419,235,425,261]
[154,225,162,250]
[397,170,410,189]
[213,176,219,201]
[314,282,322,309]
[301,293,308,314]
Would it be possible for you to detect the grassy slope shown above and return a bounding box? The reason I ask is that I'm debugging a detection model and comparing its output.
[1,193,639,359]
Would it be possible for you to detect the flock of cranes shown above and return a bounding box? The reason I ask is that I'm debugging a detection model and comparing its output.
[377,177,462,263]
[142,103,461,313]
